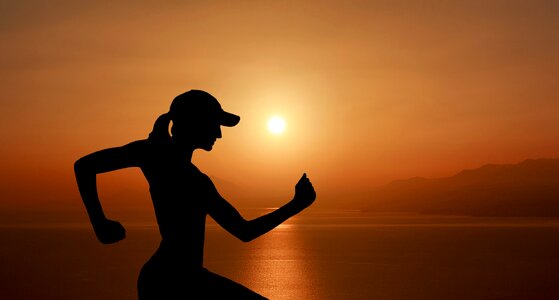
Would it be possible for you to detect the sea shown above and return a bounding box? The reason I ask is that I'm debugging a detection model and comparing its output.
[1,210,559,300]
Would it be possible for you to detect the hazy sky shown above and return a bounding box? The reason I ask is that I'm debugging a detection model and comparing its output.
[1,1,559,220]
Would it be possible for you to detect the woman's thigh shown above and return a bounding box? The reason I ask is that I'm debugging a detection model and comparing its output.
[200,270,268,299]
[138,266,267,300]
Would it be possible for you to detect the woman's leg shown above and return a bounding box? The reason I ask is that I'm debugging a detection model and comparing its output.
[200,269,268,300]
[138,259,267,300]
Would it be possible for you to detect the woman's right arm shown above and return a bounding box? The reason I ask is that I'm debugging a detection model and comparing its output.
[74,141,144,244]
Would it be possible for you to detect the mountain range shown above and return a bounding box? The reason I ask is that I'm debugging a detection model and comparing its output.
[362,158,559,217]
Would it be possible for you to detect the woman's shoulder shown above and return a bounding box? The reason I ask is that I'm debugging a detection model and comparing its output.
[118,139,160,163]
[121,139,151,153]
[127,138,174,151]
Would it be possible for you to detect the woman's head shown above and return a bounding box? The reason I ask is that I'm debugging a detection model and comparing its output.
[149,90,240,151]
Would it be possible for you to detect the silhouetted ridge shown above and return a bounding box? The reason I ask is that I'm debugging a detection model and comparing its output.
[365,158,559,217]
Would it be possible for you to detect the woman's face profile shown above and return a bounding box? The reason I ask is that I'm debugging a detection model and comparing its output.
[171,117,222,151]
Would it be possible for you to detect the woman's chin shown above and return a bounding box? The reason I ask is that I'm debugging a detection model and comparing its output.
[200,143,214,151]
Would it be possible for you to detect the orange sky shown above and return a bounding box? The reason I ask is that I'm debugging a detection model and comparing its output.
[1,1,559,221]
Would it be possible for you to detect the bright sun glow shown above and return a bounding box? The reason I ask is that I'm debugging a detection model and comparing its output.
[267,116,286,135]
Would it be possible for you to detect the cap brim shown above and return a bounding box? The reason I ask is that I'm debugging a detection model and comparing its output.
[220,111,240,127]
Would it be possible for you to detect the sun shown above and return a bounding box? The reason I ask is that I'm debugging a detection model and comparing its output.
[267,116,286,135]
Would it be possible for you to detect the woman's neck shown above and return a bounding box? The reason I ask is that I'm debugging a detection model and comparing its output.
[169,138,195,162]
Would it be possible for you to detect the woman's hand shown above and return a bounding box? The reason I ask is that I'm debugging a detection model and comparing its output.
[292,173,316,210]
[92,218,126,244]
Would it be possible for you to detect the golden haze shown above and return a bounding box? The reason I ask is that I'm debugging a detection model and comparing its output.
[1,1,559,221]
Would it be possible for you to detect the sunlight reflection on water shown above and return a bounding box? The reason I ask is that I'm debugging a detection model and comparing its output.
[2,212,559,299]
[241,226,318,300]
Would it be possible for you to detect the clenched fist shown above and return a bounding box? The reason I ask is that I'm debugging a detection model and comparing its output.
[292,173,316,209]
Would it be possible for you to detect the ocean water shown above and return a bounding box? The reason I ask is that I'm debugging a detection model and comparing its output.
[1,212,559,299]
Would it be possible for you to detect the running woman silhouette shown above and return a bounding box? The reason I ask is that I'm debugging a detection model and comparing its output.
[74,90,316,299]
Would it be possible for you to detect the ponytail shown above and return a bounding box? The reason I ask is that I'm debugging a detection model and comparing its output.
[148,113,171,142]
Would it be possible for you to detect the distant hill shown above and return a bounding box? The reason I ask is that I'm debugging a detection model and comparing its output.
[363,158,559,217]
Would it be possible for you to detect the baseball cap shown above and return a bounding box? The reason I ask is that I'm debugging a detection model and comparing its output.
[169,90,240,127]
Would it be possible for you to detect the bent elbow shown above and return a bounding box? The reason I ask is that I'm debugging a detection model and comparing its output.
[74,156,92,176]
[74,158,84,174]
[238,233,255,243]
[236,223,256,243]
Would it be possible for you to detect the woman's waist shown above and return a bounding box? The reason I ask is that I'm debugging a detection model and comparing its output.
[148,241,204,268]
[158,235,204,247]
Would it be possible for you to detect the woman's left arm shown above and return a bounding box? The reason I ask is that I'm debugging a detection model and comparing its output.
[208,174,316,242]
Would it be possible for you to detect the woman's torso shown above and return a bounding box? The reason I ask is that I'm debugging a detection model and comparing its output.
[137,141,214,269]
